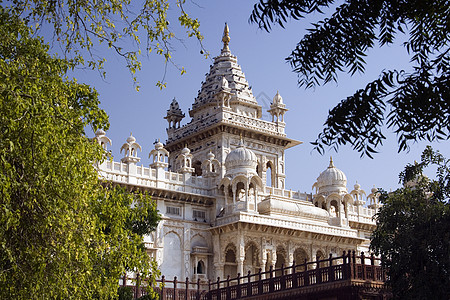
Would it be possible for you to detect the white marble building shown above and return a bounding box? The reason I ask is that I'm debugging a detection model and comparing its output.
[96,24,381,282]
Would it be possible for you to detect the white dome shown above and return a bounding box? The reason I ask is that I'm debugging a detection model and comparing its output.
[207,151,215,160]
[181,147,191,155]
[316,157,347,194]
[95,129,106,137]
[225,140,257,171]
[155,140,164,150]
[126,133,136,143]
[273,91,283,105]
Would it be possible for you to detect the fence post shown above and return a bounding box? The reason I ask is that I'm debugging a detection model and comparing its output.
[371,253,376,280]
[208,279,212,300]
[174,276,178,300]
[280,263,286,290]
[328,254,334,282]
[361,252,366,280]
[269,266,274,293]
[303,259,309,286]
[216,277,221,300]
[228,275,232,300]
[342,251,348,279]
[292,260,298,288]
[161,276,165,300]
[316,257,322,284]
[247,270,252,296]
[196,278,200,300]
[258,268,263,295]
[185,277,189,300]
[235,273,240,299]
[352,251,357,279]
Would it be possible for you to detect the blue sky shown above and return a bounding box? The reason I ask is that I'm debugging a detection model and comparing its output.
[69,1,448,194]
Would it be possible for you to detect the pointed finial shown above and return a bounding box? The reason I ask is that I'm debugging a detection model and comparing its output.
[238,133,244,147]
[328,156,334,168]
[222,23,230,52]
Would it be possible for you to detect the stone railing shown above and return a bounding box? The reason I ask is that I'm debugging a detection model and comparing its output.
[263,186,311,201]
[167,109,286,143]
[347,205,377,224]
[99,160,211,196]
[220,111,286,136]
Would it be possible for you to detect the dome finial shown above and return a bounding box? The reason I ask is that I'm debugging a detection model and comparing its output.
[329,156,334,168]
[222,23,230,52]
[238,133,244,147]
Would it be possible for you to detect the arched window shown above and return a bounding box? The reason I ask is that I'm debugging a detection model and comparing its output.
[193,160,202,176]
[266,161,274,187]
[275,251,286,277]
[294,248,309,271]
[196,260,205,274]
[330,200,339,218]
[316,250,326,268]
[224,247,237,278]
[236,182,245,201]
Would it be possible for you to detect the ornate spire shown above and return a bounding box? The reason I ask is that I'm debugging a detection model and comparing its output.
[329,156,334,168]
[222,23,230,52]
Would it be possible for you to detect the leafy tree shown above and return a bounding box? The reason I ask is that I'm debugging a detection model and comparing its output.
[370,146,450,299]
[0,8,159,299]
[250,0,450,157]
[5,0,205,89]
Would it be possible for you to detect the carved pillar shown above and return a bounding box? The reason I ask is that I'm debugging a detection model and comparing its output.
[271,250,277,269]
[260,249,267,279]
[237,257,244,276]
[224,187,229,205]
[214,263,225,280]
[287,252,294,274]
[237,235,245,276]
[245,182,249,210]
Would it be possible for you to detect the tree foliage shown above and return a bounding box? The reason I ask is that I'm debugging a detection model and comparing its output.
[370,146,450,299]
[0,8,160,299]
[250,0,450,157]
[4,0,205,89]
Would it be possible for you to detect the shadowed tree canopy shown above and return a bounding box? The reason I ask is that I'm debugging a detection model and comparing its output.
[4,0,205,89]
[250,0,450,157]
[370,146,450,299]
[0,8,160,299]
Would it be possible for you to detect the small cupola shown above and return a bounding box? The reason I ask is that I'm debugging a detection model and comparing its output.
[165,98,185,129]
[120,133,141,163]
[94,129,112,151]
[224,139,258,177]
[314,157,348,195]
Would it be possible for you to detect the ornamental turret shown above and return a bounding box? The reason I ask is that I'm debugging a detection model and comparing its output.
[202,151,220,177]
[176,146,195,174]
[350,182,366,206]
[367,186,381,209]
[268,91,288,123]
[120,133,141,163]
[94,129,112,151]
[149,140,169,169]
[165,98,185,130]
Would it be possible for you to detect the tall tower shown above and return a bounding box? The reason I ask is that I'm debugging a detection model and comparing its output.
[164,24,301,192]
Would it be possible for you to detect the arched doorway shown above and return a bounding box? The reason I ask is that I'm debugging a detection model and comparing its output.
[275,247,287,276]
[224,246,237,278]
[244,243,259,274]
[294,248,309,271]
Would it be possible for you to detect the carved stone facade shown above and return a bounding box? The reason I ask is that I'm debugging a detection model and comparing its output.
[96,24,380,283]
